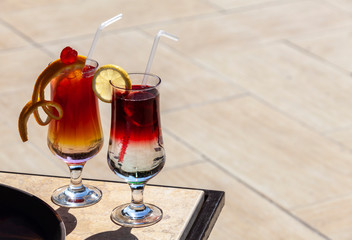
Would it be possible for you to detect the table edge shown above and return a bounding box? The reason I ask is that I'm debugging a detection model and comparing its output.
[0,170,225,240]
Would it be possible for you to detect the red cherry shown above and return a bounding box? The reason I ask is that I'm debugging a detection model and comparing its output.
[60,46,78,64]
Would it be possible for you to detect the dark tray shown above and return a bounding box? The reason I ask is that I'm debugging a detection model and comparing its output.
[0,183,65,240]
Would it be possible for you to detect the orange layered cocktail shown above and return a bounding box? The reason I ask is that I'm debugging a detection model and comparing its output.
[48,58,103,164]
[19,47,103,207]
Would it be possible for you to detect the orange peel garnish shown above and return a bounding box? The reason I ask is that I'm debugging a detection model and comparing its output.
[18,100,63,142]
[18,55,86,142]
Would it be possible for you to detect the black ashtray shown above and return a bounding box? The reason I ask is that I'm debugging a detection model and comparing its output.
[0,184,65,239]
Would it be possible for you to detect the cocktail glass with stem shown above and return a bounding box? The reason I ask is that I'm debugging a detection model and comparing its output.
[48,58,103,207]
[108,73,165,227]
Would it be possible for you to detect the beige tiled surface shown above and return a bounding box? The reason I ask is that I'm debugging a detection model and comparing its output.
[0,22,28,50]
[326,128,352,150]
[216,43,352,132]
[0,0,216,43]
[2,0,352,239]
[292,28,352,72]
[160,96,352,209]
[293,194,352,240]
[325,0,352,12]
[207,0,293,9]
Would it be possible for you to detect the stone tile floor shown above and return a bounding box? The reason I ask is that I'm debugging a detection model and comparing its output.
[1,0,352,239]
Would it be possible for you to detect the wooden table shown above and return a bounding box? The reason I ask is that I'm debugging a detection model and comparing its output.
[0,171,224,240]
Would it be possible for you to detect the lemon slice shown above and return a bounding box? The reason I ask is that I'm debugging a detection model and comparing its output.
[92,64,131,103]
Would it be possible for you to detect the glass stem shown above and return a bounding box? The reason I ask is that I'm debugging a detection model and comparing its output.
[68,163,86,192]
[129,183,146,211]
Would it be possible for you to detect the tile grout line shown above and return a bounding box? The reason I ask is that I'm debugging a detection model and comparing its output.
[0,18,54,58]
[202,156,332,240]
[253,40,352,155]
[246,91,352,219]
[0,116,67,173]
[249,89,352,159]
[221,0,309,15]
[283,39,351,75]
[28,28,135,50]
[28,11,222,49]
[0,10,218,56]
[163,127,332,240]
[203,0,310,16]
[132,11,222,30]
[231,39,352,157]
[323,124,352,135]
[323,0,352,15]
[201,0,226,12]
[291,190,352,212]
[163,159,207,172]
[162,92,249,115]
[0,0,302,55]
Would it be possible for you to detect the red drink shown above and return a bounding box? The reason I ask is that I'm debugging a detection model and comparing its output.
[111,86,160,142]
[48,63,103,163]
[108,75,165,183]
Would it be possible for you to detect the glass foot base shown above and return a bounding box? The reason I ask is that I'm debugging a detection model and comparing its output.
[111,203,163,228]
[51,184,102,208]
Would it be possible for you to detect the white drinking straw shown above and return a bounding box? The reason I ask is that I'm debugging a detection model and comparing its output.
[142,30,179,84]
[86,13,123,62]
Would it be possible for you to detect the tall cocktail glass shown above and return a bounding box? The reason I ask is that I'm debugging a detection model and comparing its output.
[48,59,103,207]
[108,73,165,227]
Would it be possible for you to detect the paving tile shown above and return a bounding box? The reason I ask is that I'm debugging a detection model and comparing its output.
[0,0,71,13]
[226,0,352,41]
[325,0,352,12]
[143,0,352,63]
[0,0,217,43]
[203,42,352,132]
[0,89,49,152]
[292,27,352,72]
[0,88,69,175]
[161,95,352,209]
[293,194,352,240]
[0,22,30,50]
[207,0,293,10]
[325,127,352,150]
[151,162,326,240]
[0,47,51,92]
[0,119,67,176]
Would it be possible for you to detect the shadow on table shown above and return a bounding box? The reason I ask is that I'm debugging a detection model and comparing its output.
[55,207,137,239]
[56,207,77,235]
[85,227,138,240]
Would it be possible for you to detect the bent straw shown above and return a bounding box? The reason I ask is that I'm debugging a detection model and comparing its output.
[86,13,123,62]
[142,30,179,84]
